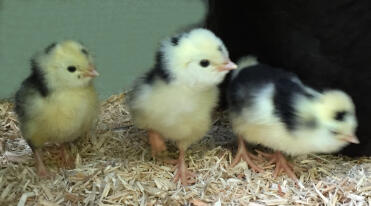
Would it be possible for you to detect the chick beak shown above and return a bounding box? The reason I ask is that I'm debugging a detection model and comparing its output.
[84,66,99,78]
[218,60,237,72]
[341,135,360,144]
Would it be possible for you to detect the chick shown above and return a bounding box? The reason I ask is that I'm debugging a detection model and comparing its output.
[227,56,358,180]
[128,28,237,185]
[15,40,100,177]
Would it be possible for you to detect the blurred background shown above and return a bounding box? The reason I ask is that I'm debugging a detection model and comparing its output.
[0,0,206,99]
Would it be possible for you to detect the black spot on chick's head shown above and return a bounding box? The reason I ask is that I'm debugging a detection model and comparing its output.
[334,110,348,121]
[218,45,223,52]
[44,42,56,54]
[171,37,179,46]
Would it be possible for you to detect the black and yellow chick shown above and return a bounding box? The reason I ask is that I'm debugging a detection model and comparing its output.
[15,40,100,177]
[128,28,237,185]
[227,56,358,180]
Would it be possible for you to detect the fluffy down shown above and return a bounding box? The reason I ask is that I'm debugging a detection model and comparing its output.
[227,55,358,179]
[15,40,100,177]
[128,28,236,185]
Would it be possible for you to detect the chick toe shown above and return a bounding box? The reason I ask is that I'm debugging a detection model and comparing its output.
[231,136,263,172]
[173,148,196,186]
[258,151,297,181]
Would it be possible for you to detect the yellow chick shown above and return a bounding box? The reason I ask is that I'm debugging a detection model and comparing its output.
[128,28,237,185]
[15,40,100,177]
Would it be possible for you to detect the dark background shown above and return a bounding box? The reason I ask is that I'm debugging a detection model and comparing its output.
[206,0,371,156]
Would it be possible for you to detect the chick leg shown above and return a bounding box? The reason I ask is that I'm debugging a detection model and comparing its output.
[34,148,53,178]
[231,136,263,172]
[148,130,166,157]
[59,144,75,169]
[257,151,297,181]
[173,147,196,185]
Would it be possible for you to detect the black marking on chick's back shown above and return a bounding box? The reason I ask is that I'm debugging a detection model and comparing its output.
[29,59,49,97]
[273,79,306,131]
[228,64,296,113]
[144,51,171,84]
[15,59,49,122]
[273,77,316,131]
[44,42,56,54]
[228,64,315,131]
[228,65,266,113]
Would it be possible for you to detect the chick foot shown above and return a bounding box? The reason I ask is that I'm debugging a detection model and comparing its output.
[148,130,166,157]
[257,151,297,181]
[59,144,75,169]
[34,149,53,178]
[231,136,263,172]
[173,148,196,186]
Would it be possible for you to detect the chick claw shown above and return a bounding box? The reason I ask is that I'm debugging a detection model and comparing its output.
[257,150,298,181]
[231,136,263,173]
[148,130,166,157]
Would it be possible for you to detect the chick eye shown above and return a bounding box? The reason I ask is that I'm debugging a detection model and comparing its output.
[200,59,210,67]
[67,66,76,73]
[334,111,348,121]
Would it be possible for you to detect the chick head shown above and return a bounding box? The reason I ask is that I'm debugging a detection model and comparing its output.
[161,28,237,87]
[315,90,359,146]
[37,40,99,90]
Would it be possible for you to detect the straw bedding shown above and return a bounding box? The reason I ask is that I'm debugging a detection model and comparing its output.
[0,93,370,206]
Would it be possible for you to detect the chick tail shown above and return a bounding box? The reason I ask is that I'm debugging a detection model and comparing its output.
[237,55,259,69]
[231,55,259,79]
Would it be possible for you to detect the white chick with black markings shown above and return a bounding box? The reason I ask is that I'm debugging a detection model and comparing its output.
[15,40,100,177]
[227,56,359,180]
[128,28,237,185]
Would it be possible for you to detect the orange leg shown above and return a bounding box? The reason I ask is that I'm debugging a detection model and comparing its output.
[34,148,53,178]
[173,147,196,185]
[257,150,297,181]
[148,130,166,157]
[231,136,263,172]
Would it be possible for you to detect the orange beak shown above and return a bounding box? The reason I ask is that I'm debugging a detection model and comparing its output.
[218,60,237,72]
[84,65,99,78]
[341,135,360,144]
